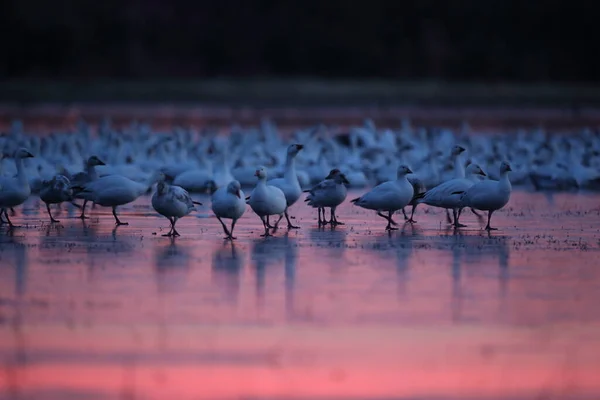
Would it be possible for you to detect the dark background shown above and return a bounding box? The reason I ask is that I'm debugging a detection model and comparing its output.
[1,0,599,82]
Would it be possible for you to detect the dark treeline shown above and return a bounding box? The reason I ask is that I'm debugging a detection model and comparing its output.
[1,0,599,81]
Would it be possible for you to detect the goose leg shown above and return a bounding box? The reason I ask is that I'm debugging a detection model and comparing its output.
[46,203,60,223]
[386,210,399,230]
[0,208,6,224]
[229,219,238,240]
[79,199,89,219]
[4,210,17,228]
[471,207,483,217]
[265,215,275,229]
[216,215,231,239]
[172,218,181,236]
[260,216,272,237]
[453,208,467,228]
[377,211,398,226]
[446,209,453,224]
[331,207,344,225]
[284,210,300,229]
[112,206,128,226]
[317,208,323,225]
[273,213,284,230]
[162,217,174,236]
[407,204,418,224]
[402,207,409,220]
[485,210,498,231]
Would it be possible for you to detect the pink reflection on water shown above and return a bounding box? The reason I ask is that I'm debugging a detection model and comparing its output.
[0,190,600,399]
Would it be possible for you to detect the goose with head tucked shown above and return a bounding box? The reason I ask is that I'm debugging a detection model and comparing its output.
[39,174,73,223]
[211,180,246,240]
[152,173,201,236]
[304,168,349,225]
[0,148,34,228]
[458,161,512,231]
[248,166,287,237]
[350,165,414,231]
[75,171,160,226]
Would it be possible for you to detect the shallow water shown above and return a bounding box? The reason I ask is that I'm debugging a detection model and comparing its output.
[1,190,600,400]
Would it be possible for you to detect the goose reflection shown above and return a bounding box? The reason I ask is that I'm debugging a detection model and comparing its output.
[308,225,347,262]
[211,240,244,305]
[153,237,191,293]
[0,235,28,396]
[251,234,298,318]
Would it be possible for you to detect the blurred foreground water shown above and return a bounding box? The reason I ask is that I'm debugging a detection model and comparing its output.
[0,190,599,399]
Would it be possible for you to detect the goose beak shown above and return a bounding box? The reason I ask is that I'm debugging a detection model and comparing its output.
[97,159,106,166]
[458,146,466,153]
[506,165,513,172]
[254,170,260,177]
[26,151,34,158]
[296,144,304,150]
[406,168,413,174]
[480,171,487,176]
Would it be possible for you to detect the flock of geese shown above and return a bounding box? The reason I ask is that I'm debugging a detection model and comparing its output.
[0,117,524,237]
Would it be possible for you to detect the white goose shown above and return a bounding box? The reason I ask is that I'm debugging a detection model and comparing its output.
[0,148,34,228]
[267,144,304,229]
[152,174,201,236]
[248,166,287,237]
[76,172,159,225]
[70,155,106,219]
[415,163,487,228]
[459,161,512,231]
[304,168,349,225]
[351,165,414,230]
[39,174,73,223]
[211,180,246,240]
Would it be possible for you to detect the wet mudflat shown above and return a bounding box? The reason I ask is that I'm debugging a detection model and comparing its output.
[1,190,600,400]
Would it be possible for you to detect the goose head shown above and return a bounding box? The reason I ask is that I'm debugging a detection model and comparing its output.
[500,161,513,174]
[466,163,487,177]
[325,168,350,185]
[254,166,268,180]
[396,164,413,178]
[287,144,304,157]
[87,155,106,167]
[14,148,34,159]
[451,145,466,156]
[227,180,242,198]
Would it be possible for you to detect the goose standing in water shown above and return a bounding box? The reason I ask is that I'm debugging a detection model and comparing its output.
[351,165,414,231]
[211,180,246,239]
[248,166,287,237]
[152,173,201,236]
[415,163,487,228]
[39,174,73,223]
[267,144,304,229]
[70,155,106,219]
[459,161,512,231]
[75,172,160,225]
[304,168,349,225]
[0,148,34,228]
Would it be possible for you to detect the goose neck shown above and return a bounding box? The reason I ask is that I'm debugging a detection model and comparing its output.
[284,154,296,180]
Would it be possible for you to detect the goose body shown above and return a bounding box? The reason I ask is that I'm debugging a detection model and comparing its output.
[460,161,513,230]
[305,168,349,225]
[152,175,199,236]
[211,180,246,239]
[0,148,35,227]
[39,174,73,223]
[248,166,287,237]
[267,144,304,229]
[351,165,414,230]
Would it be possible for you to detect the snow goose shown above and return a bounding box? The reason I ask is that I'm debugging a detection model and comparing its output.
[248,166,287,237]
[70,155,106,219]
[415,163,487,228]
[459,161,512,231]
[211,180,246,239]
[152,174,201,236]
[0,148,34,228]
[76,172,160,225]
[304,168,349,225]
[39,174,73,223]
[350,165,414,230]
[267,144,304,229]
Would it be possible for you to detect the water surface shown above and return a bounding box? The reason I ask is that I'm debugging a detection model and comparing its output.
[1,191,599,400]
